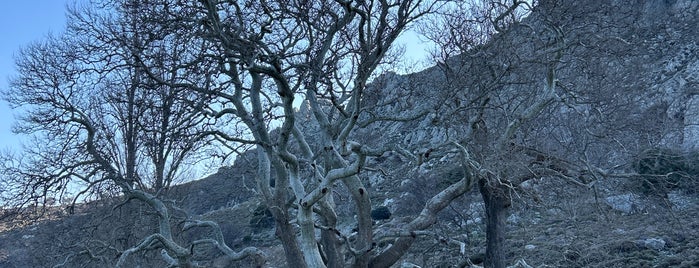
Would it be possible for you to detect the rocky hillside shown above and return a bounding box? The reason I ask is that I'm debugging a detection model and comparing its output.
[2,1,699,267]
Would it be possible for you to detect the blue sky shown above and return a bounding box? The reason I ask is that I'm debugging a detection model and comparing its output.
[0,1,69,152]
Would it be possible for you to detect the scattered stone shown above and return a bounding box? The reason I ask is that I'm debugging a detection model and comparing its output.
[507,214,520,224]
[466,217,482,225]
[667,191,692,211]
[382,198,395,207]
[467,202,484,216]
[605,194,644,214]
[612,228,627,235]
[643,238,666,250]
[545,208,563,216]
[524,244,536,250]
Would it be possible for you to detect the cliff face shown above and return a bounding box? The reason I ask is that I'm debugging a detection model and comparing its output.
[543,0,699,150]
[3,1,699,267]
[355,0,699,157]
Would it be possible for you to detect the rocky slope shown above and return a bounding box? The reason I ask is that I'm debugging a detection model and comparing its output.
[2,1,699,267]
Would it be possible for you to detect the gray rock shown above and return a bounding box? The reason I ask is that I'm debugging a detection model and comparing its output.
[667,191,693,211]
[605,194,644,214]
[507,214,520,224]
[466,217,482,225]
[612,228,627,235]
[643,238,666,250]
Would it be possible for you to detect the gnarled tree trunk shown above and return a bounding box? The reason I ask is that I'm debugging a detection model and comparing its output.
[273,211,307,268]
[478,179,510,268]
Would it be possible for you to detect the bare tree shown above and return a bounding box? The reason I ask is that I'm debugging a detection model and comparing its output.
[1,0,263,267]
[1,0,440,266]
[135,0,508,267]
[418,1,556,266]
[419,0,690,267]
[185,1,445,267]
[55,0,536,266]
[6,0,677,267]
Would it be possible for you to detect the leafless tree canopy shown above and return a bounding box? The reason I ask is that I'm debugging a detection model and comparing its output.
[1,0,692,267]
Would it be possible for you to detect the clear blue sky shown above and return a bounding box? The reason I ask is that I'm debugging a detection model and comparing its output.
[0,1,69,152]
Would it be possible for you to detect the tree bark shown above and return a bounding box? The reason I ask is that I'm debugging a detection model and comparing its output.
[318,198,343,268]
[478,179,510,268]
[273,211,307,268]
[320,228,343,268]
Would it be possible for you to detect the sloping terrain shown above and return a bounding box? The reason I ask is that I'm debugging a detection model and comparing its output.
[2,1,699,267]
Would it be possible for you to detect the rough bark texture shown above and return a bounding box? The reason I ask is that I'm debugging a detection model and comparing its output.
[479,179,511,268]
[272,211,307,268]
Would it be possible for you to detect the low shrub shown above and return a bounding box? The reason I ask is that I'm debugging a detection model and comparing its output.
[633,148,699,194]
